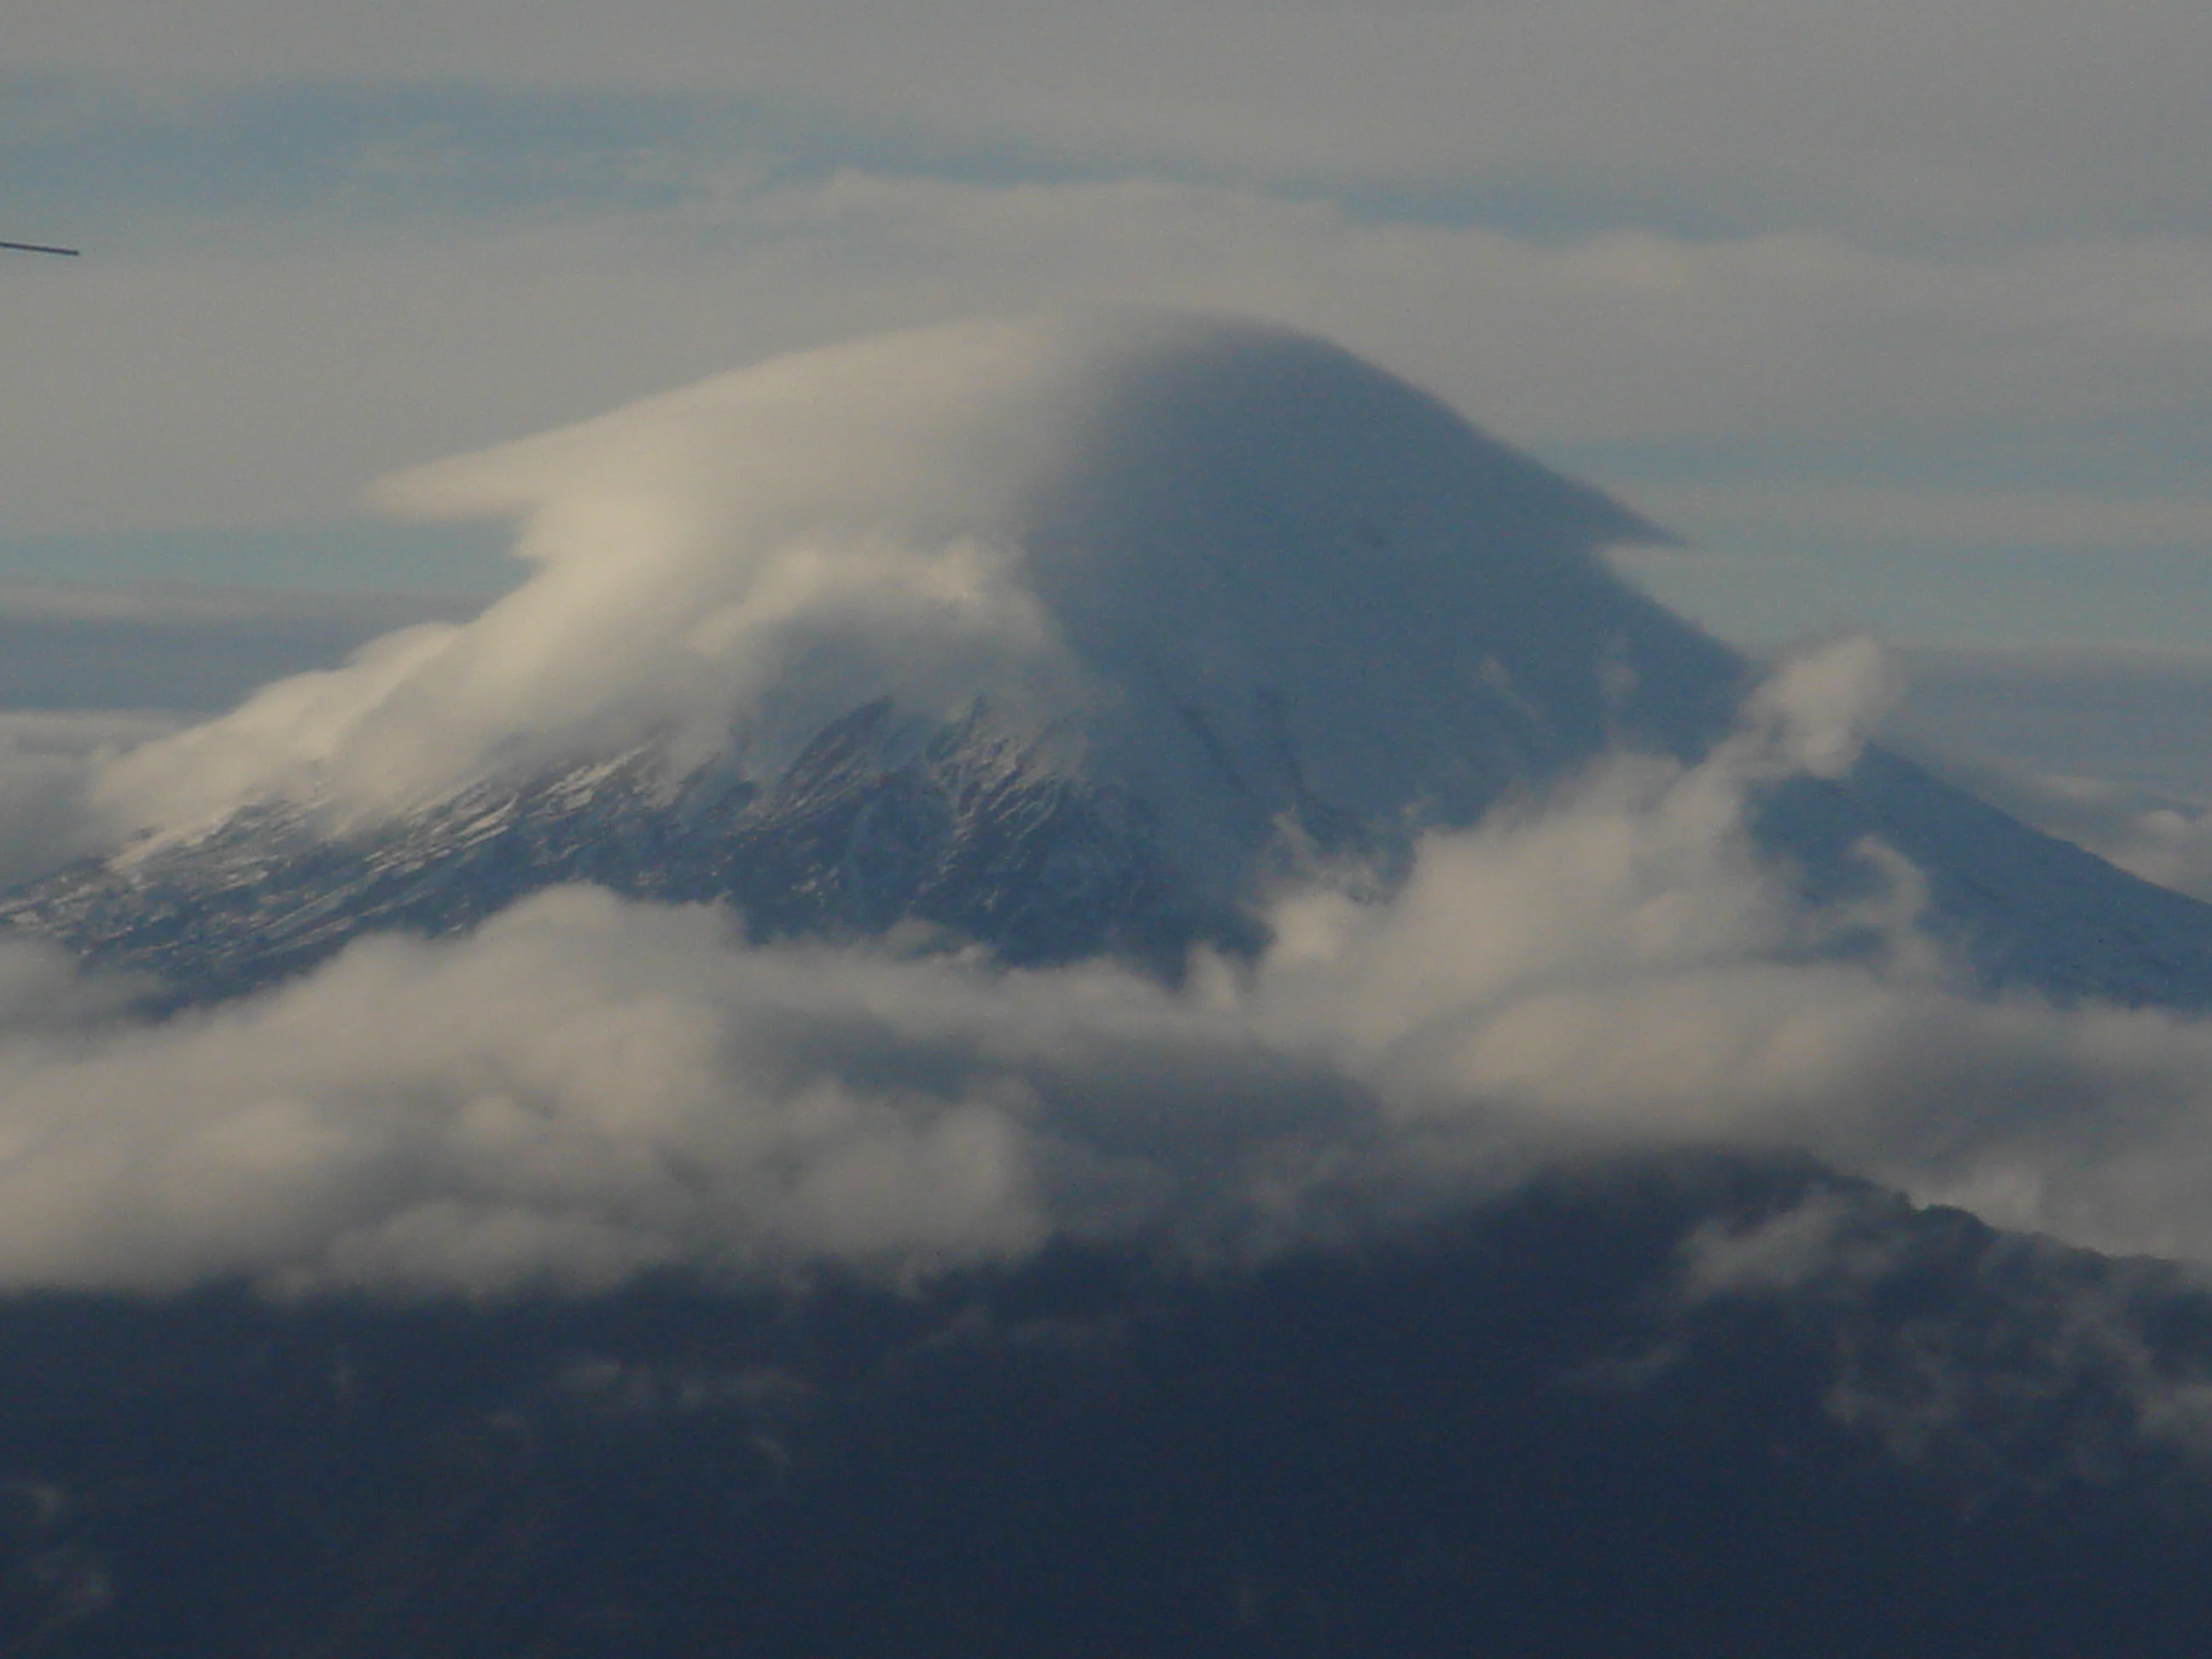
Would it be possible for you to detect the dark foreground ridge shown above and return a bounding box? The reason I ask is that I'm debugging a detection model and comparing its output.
[9,1154,2212,1658]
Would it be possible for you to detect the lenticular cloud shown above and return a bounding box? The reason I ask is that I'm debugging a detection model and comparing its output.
[90,310,1713,868]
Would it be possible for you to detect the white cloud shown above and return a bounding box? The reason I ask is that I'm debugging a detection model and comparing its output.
[0,887,1324,1296]
[20,641,2212,1295]
[18,316,2212,1304]
[61,283,2212,864]
[81,312,1114,824]
[80,307,1685,851]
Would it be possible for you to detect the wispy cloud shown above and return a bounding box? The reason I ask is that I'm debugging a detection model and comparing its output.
[18,0,2212,242]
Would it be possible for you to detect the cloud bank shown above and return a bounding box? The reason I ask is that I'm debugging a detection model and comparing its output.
[8,317,2212,1300]
[13,637,2212,1296]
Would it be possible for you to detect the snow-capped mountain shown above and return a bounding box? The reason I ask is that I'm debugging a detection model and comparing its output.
[3,703,1249,1004]
[15,695,2212,1013]
[20,312,2212,1659]
[6,310,2212,1010]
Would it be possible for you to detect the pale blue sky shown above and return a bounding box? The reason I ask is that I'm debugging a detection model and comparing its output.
[9,2,2212,651]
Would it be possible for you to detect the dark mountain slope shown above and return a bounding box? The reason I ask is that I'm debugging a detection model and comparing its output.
[0,703,1252,1005]
[6,1157,2212,1657]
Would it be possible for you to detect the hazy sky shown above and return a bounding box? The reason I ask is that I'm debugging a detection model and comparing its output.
[9,0,2212,649]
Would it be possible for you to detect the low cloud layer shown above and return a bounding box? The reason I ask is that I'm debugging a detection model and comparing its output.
[13,641,2212,1296]
[6,321,2212,1303]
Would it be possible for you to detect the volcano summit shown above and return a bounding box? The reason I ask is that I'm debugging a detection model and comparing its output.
[7,311,2211,1007]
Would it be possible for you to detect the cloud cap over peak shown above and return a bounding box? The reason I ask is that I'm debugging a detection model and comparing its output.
[96,310,1722,866]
